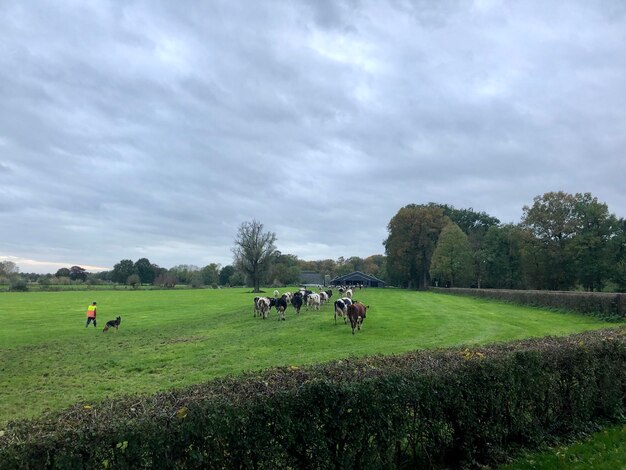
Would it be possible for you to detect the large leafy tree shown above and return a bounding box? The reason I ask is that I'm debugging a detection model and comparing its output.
[570,193,617,291]
[69,266,87,282]
[442,205,500,287]
[232,220,277,293]
[430,223,473,287]
[219,265,235,286]
[521,191,578,290]
[363,255,386,280]
[384,204,448,289]
[441,205,500,235]
[134,258,156,285]
[201,263,221,286]
[609,218,626,291]
[522,191,618,291]
[55,267,70,278]
[267,252,300,286]
[112,259,137,284]
[482,224,525,289]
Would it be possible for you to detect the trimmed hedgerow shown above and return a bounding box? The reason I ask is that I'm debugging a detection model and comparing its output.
[431,287,626,319]
[1,328,625,469]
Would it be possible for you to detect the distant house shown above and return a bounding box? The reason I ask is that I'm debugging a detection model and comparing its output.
[300,270,325,286]
[329,271,385,288]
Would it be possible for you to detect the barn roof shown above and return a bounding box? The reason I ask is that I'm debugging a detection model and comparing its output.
[329,271,385,285]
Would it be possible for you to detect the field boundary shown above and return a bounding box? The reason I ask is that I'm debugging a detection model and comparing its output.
[431,287,626,319]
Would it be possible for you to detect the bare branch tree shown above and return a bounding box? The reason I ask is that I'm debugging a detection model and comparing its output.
[0,260,19,276]
[232,220,277,293]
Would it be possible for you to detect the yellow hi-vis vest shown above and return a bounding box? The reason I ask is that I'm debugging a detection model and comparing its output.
[87,305,96,318]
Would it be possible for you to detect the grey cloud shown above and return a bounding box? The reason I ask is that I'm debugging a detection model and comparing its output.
[1,0,625,272]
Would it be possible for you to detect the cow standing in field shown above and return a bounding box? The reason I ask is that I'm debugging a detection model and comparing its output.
[345,289,353,300]
[291,292,303,314]
[257,297,271,319]
[275,295,289,321]
[346,301,367,334]
[301,289,313,303]
[334,297,352,324]
[307,293,321,311]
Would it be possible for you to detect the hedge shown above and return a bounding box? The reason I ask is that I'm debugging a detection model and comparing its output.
[1,328,625,469]
[431,287,626,319]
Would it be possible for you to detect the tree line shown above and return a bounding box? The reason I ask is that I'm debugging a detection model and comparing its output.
[5,190,624,292]
[5,251,385,292]
[385,191,626,291]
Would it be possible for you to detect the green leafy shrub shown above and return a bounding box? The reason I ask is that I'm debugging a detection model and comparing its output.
[8,278,28,292]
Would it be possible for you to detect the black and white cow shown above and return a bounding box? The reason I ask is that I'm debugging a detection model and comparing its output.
[275,295,288,321]
[300,289,313,303]
[334,297,352,324]
[307,292,321,311]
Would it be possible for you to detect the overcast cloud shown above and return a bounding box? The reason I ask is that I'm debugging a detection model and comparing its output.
[1,0,625,274]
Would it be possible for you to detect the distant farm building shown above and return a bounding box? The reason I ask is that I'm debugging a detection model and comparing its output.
[329,271,385,288]
[300,270,325,286]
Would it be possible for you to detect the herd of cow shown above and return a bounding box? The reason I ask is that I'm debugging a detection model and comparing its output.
[252,287,368,334]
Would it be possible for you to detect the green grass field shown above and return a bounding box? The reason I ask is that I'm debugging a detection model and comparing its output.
[501,424,626,469]
[0,288,619,426]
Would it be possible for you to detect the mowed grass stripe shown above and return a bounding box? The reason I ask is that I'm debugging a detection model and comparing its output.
[0,288,617,425]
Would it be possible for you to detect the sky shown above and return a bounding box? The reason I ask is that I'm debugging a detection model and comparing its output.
[1,0,626,274]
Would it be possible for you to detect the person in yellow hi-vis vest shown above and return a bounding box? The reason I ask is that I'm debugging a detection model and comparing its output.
[86,301,97,328]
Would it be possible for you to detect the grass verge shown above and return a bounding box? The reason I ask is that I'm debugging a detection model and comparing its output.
[501,424,626,469]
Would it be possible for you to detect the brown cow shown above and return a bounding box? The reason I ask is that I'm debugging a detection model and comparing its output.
[346,301,367,334]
